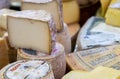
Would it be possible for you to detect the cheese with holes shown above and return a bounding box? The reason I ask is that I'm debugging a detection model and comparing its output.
[0,9,16,30]
[22,0,63,32]
[63,0,80,24]
[62,66,120,79]
[1,60,55,79]
[7,10,56,54]
[17,43,66,79]
[105,0,120,27]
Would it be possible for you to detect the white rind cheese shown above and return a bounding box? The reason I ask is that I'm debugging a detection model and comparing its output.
[7,10,56,54]
[22,0,63,32]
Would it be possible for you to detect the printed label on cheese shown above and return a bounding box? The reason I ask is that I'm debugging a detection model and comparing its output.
[73,45,120,71]
[4,60,50,79]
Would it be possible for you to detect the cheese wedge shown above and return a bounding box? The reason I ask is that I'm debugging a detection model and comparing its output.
[105,0,120,27]
[100,0,111,16]
[22,0,63,32]
[0,9,16,30]
[63,0,80,24]
[62,66,120,79]
[2,60,55,79]
[7,10,56,54]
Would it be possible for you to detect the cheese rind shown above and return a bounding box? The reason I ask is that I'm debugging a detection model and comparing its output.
[63,0,80,24]
[22,0,63,32]
[7,10,56,54]
[0,9,16,30]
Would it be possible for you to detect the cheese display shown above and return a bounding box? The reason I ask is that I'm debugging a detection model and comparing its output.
[0,60,55,79]
[105,0,120,27]
[100,0,111,16]
[67,44,120,71]
[75,16,120,51]
[62,66,120,79]
[7,10,56,54]
[22,0,63,32]
[0,9,16,30]
[17,43,66,79]
[63,0,80,24]
[0,35,9,69]
[57,23,71,53]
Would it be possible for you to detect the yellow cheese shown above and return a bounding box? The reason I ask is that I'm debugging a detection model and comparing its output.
[100,0,111,16]
[0,9,16,30]
[62,66,120,79]
[105,0,120,27]
[63,0,80,24]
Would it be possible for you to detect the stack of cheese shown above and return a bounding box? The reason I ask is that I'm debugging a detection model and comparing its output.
[62,66,120,79]
[7,10,66,79]
[105,0,120,27]
[21,0,71,53]
[63,0,80,39]
[0,60,55,79]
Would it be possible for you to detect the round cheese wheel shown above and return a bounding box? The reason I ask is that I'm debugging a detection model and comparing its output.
[0,60,54,79]
[57,23,71,54]
[17,43,66,79]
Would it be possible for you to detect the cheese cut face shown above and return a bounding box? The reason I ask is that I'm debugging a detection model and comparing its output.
[4,60,51,79]
[0,9,16,30]
[22,0,63,32]
[63,0,80,24]
[105,0,120,27]
[7,10,56,54]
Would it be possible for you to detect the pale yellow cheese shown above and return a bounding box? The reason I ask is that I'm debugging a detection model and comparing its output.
[63,0,80,24]
[62,66,120,79]
[100,0,111,16]
[105,0,120,27]
[0,9,16,30]
[22,0,63,32]
[7,10,56,54]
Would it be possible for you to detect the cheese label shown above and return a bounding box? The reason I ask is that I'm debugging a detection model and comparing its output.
[4,60,50,79]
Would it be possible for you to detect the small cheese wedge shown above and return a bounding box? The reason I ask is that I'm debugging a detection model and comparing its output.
[100,0,111,16]
[0,9,16,30]
[62,66,120,79]
[22,0,63,32]
[105,0,120,27]
[63,0,80,24]
[7,10,56,54]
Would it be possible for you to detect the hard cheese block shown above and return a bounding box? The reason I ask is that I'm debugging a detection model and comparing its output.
[17,43,66,79]
[63,0,80,24]
[0,60,55,79]
[7,10,56,54]
[66,44,120,71]
[105,0,120,27]
[0,9,16,30]
[22,0,63,32]
[62,66,120,79]
[100,0,111,16]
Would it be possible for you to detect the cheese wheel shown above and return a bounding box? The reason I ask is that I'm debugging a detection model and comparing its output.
[7,10,56,54]
[0,60,55,79]
[22,0,63,32]
[57,23,71,54]
[0,9,16,30]
[63,0,80,24]
[17,43,66,79]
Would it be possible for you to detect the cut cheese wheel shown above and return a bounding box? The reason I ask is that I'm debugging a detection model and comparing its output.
[0,9,16,30]
[0,60,55,79]
[63,0,80,24]
[100,0,111,16]
[57,23,71,54]
[17,43,66,79]
[22,0,63,32]
[7,10,56,54]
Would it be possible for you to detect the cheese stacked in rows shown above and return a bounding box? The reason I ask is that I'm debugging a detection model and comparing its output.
[22,0,63,32]
[3,60,54,79]
[8,10,56,54]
